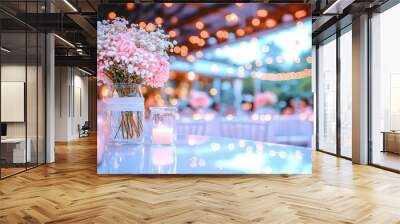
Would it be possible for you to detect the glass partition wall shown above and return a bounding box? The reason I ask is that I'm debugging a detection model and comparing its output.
[317,36,337,154]
[0,1,46,179]
[316,27,352,159]
[339,28,352,158]
[370,3,400,171]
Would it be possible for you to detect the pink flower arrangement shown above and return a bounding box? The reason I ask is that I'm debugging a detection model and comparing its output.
[254,91,278,108]
[97,17,176,88]
[189,90,211,109]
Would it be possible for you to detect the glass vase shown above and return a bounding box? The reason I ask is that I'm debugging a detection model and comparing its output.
[104,83,144,144]
[150,107,177,145]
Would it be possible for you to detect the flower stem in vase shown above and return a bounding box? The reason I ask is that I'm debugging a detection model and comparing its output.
[109,83,144,143]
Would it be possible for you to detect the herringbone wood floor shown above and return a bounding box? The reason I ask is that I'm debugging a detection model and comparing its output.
[1,136,400,224]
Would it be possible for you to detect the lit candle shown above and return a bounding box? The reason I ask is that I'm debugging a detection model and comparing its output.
[152,125,174,145]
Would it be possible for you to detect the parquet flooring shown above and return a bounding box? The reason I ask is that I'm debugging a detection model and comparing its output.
[1,135,400,223]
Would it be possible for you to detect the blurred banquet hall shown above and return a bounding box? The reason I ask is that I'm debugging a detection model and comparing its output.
[98,3,313,148]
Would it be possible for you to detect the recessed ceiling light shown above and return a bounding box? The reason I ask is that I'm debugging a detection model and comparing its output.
[63,0,78,12]
[78,68,92,76]
[1,47,11,53]
[54,34,75,48]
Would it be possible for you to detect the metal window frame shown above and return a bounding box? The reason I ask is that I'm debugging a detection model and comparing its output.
[0,0,48,180]
[315,0,400,172]
[367,0,400,173]
[315,20,353,161]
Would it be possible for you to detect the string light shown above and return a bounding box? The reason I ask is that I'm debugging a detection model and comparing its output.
[235,28,245,37]
[165,86,173,95]
[195,21,204,30]
[189,35,200,44]
[139,21,146,29]
[107,11,116,20]
[168,30,177,38]
[180,45,188,57]
[252,18,261,27]
[256,69,312,81]
[294,9,307,19]
[187,71,196,81]
[197,39,206,47]
[155,17,163,25]
[173,46,181,54]
[209,88,218,96]
[200,30,209,39]
[216,30,228,39]
[170,98,178,106]
[265,19,277,28]
[225,13,238,24]
[125,3,135,10]
[256,9,268,17]
[146,23,156,32]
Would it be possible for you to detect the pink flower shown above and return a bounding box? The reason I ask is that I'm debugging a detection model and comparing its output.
[189,90,210,109]
[254,91,278,108]
[143,55,170,88]
[97,18,175,88]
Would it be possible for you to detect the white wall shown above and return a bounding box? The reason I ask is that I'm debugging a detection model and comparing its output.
[1,65,42,138]
[1,64,46,163]
[54,67,89,141]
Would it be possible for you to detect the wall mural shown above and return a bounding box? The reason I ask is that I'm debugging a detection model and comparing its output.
[97,3,313,174]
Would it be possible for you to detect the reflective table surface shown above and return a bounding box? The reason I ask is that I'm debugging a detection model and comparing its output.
[97,135,312,174]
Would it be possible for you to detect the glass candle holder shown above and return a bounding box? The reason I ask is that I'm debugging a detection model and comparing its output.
[150,107,177,145]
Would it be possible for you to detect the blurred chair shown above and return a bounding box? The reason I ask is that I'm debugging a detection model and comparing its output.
[220,120,268,141]
[176,120,207,136]
[78,121,90,138]
[266,116,313,147]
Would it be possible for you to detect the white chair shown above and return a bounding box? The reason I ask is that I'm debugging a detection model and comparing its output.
[266,116,313,146]
[220,120,268,141]
[176,120,207,136]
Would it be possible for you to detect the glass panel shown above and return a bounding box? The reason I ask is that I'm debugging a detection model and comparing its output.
[1,27,27,177]
[0,0,46,178]
[317,37,337,154]
[340,29,352,158]
[371,4,400,171]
